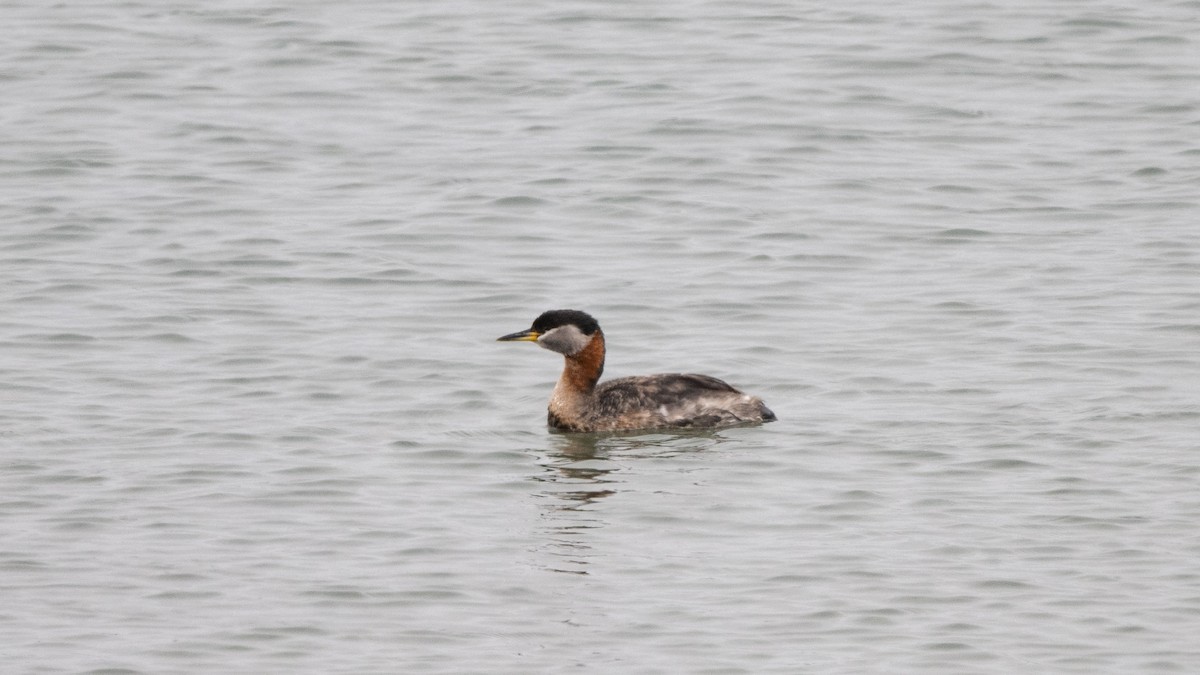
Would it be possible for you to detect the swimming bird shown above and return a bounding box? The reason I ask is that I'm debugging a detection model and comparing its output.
[497,309,776,432]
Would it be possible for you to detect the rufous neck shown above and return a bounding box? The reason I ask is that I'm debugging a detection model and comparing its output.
[560,330,605,394]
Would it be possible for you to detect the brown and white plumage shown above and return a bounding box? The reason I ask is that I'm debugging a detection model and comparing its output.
[497,309,776,433]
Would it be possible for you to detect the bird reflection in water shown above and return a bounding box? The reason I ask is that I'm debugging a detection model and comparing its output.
[530,430,733,575]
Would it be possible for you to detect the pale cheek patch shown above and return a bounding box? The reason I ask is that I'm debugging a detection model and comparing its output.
[537,325,590,355]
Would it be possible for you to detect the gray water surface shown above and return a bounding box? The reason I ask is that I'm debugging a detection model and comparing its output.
[3,1,1200,673]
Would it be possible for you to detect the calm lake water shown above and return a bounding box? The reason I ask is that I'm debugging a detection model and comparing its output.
[3,1,1199,673]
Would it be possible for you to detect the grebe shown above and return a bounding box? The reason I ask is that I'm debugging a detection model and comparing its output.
[497,309,777,432]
